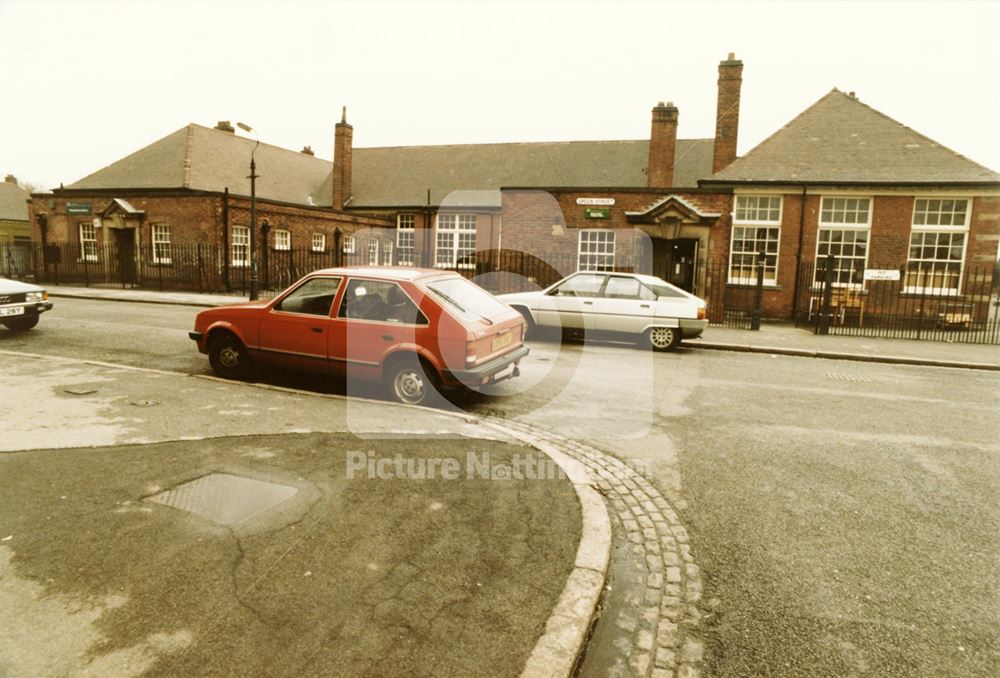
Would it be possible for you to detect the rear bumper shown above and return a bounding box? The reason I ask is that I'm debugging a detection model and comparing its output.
[449,345,530,387]
[679,319,708,339]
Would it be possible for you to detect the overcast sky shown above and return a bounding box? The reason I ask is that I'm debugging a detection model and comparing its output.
[2,0,998,191]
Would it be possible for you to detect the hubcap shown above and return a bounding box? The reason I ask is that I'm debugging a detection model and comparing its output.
[650,327,674,348]
[219,346,240,368]
[395,369,426,403]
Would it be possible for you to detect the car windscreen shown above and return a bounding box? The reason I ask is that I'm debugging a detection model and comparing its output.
[424,277,510,324]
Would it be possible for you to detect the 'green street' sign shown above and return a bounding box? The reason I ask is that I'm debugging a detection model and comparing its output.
[584,207,610,219]
[66,202,92,214]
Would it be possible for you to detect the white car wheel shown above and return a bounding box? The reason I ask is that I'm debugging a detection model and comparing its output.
[646,326,679,352]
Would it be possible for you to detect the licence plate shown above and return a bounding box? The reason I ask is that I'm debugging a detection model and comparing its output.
[491,332,512,352]
[0,306,24,317]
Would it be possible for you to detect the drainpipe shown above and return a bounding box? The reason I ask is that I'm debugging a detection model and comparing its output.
[791,184,807,318]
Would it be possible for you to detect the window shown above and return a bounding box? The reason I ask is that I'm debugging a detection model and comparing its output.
[397,214,415,266]
[368,239,380,265]
[383,239,393,265]
[435,214,477,268]
[906,198,970,293]
[79,222,97,262]
[231,226,250,267]
[815,197,871,287]
[312,233,326,252]
[151,224,171,264]
[274,229,291,251]
[578,230,615,272]
[552,273,606,297]
[339,279,428,324]
[730,196,781,285]
[343,235,356,254]
[275,277,342,315]
[734,195,781,223]
[912,198,968,228]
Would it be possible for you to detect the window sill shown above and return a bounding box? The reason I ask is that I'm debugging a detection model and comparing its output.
[726,283,783,290]
[901,289,962,297]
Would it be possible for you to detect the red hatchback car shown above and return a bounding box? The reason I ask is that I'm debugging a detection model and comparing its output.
[189,267,529,405]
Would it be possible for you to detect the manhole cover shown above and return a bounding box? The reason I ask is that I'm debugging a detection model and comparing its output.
[65,388,97,396]
[145,473,298,526]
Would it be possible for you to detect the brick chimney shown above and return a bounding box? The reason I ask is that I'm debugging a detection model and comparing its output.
[647,101,679,187]
[4,174,16,185]
[332,107,353,210]
[215,120,235,133]
[712,53,743,173]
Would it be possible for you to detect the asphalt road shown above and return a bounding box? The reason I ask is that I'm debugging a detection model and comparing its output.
[5,298,999,677]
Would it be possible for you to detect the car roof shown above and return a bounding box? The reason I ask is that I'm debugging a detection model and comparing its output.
[306,266,458,282]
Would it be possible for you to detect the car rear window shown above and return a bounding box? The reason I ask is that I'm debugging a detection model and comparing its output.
[424,277,510,323]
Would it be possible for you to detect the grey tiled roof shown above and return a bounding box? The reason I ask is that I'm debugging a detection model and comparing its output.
[705,89,1000,185]
[68,125,714,208]
[69,125,334,206]
[331,138,714,207]
[0,182,30,221]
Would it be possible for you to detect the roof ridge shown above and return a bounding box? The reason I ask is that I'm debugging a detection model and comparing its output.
[353,138,710,152]
[188,123,333,165]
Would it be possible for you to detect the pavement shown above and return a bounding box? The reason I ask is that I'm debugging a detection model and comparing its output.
[0,353,601,678]
[45,284,1000,370]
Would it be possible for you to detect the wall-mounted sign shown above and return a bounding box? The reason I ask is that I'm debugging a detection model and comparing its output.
[66,202,92,214]
[584,208,611,219]
[863,269,901,281]
[576,198,615,206]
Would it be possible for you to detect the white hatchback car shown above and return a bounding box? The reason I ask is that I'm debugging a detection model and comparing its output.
[498,272,707,351]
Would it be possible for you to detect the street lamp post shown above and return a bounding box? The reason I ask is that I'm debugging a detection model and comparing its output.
[237,122,260,300]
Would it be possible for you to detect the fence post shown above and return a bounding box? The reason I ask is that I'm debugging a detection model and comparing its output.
[751,248,765,330]
[334,228,342,267]
[818,252,835,335]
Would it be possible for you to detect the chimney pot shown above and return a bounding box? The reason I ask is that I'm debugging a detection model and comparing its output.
[848,91,856,98]
[728,52,735,60]
[215,120,235,133]
[4,174,16,185]
[301,146,314,156]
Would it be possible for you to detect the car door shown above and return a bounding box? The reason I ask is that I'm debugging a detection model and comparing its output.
[328,278,427,382]
[535,273,606,330]
[258,276,343,372]
[591,275,656,334]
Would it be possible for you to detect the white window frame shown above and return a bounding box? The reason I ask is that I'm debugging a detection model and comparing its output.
[396,214,416,266]
[729,196,782,285]
[151,224,172,264]
[368,238,380,265]
[342,235,356,254]
[274,229,291,251]
[815,196,873,288]
[383,239,393,265]
[79,221,98,262]
[311,233,326,253]
[577,229,615,272]
[434,213,477,268]
[905,197,971,294]
[231,225,250,268]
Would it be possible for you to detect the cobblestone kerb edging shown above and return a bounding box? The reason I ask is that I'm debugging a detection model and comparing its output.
[486,420,706,678]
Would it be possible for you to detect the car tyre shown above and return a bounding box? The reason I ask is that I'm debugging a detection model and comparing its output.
[386,355,440,406]
[208,333,253,379]
[3,314,39,332]
[645,326,680,352]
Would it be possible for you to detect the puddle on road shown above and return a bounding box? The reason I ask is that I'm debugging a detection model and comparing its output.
[145,473,298,526]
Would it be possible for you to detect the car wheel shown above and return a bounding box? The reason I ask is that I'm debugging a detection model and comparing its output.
[645,326,680,352]
[208,333,252,379]
[386,356,439,406]
[3,314,39,332]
